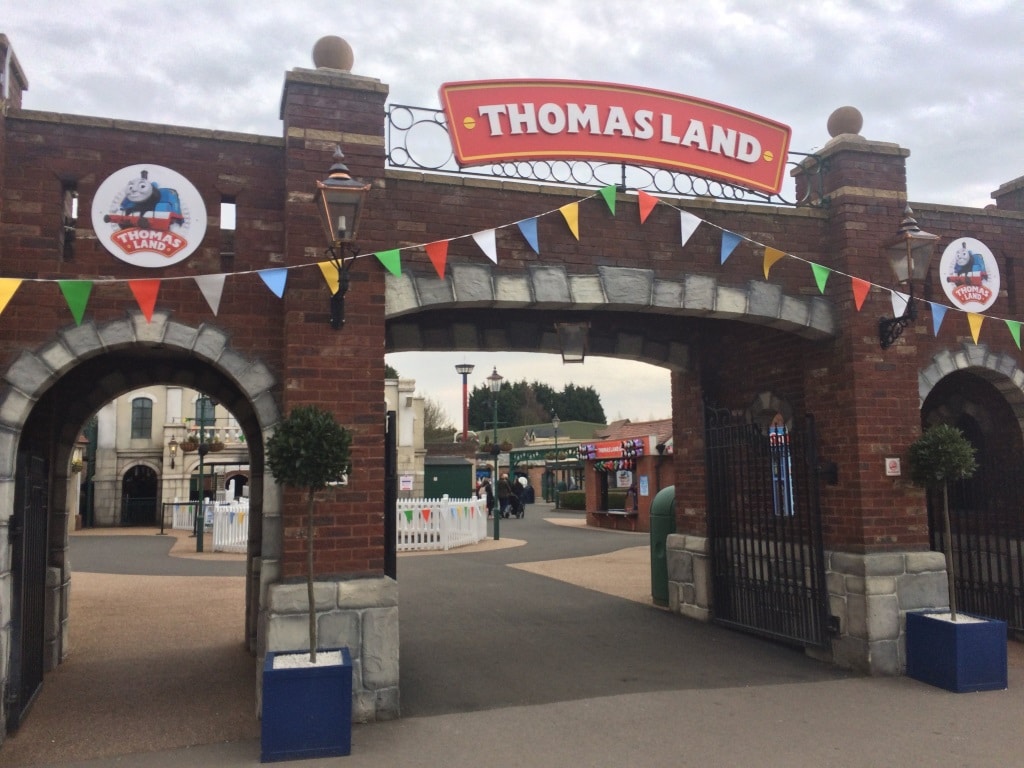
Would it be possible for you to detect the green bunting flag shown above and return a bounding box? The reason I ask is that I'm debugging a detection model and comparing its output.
[58,280,93,326]
[375,249,402,276]
[811,263,831,294]
[599,185,617,215]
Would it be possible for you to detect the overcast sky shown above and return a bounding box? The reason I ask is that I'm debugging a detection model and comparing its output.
[6,1,1024,427]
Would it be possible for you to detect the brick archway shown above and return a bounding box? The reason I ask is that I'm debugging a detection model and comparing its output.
[0,311,281,715]
[918,341,1024,430]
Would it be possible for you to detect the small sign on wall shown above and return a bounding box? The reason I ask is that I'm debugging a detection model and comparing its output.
[885,458,901,477]
[400,475,414,492]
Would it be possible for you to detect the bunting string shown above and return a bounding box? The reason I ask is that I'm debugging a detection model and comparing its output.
[1,185,1022,350]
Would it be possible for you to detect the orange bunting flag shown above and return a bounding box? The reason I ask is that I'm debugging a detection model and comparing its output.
[128,279,161,322]
[967,312,984,343]
[763,247,786,279]
[851,277,871,311]
[425,240,449,279]
[0,278,22,316]
[559,202,580,240]
[638,190,659,223]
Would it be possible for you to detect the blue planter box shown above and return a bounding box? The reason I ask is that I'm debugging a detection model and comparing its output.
[261,647,353,762]
[905,612,1007,693]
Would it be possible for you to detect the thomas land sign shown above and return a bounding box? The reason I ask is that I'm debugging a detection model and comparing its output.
[439,79,792,194]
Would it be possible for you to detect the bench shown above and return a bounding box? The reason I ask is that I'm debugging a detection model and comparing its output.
[594,508,639,531]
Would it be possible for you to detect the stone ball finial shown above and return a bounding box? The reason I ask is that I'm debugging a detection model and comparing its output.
[827,106,863,138]
[312,36,354,72]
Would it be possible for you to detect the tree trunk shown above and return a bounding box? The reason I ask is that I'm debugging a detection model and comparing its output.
[942,483,958,621]
[307,488,317,662]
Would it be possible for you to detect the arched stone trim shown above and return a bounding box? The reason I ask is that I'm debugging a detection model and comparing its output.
[0,311,284,719]
[918,342,1024,437]
[386,264,837,340]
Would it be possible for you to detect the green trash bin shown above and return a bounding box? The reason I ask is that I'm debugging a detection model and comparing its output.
[649,485,676,607]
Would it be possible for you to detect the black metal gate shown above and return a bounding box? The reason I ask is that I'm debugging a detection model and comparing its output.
[7,453,48,733]
[928,461,1024,633]
[705,406,830,647]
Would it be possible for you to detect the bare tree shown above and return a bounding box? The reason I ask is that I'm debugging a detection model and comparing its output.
[423,396,456,441]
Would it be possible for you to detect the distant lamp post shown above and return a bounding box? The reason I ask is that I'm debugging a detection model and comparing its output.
[168,436,178,469]
[315,146,371,330]
[487,366,504,541]
[551,412,561,503]
[879,205,939,349]
[455,362,475,442]
[195,395,217,553]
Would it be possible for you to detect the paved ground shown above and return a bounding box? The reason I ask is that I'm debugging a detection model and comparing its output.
[1,507,1022,767]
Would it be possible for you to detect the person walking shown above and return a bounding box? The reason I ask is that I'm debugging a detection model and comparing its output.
[497,474,514,518]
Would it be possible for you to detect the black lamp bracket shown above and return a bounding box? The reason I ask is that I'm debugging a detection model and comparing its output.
[328,244,358,331]
[878,295,918,349]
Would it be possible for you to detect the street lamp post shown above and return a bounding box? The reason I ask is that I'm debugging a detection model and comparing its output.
[455,363,475,442]
[195,395,216,553]
[487,367,504,541]
[551,412,560,504]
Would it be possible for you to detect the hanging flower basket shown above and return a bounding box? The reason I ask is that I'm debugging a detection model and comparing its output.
[181,439,199,453]
[208,440,225,453]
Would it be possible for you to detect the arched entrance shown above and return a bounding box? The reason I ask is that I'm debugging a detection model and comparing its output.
[1,314,279,731]
[120,464,158,526]
[920,345,1024,632]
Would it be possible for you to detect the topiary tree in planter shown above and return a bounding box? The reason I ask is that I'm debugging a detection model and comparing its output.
[907,423,977,621]
[265,404,352,662]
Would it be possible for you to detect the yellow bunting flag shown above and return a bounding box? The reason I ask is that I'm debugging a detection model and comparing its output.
[317,261,341,294]
[559,202,580,240]
[0,278,23,315]
[967,312,984,343]
[763,247,786,279]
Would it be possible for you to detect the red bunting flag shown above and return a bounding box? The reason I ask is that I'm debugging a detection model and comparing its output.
[851,277,871,311]
[128,279,161,322]
[425,241,449,279]
[638,191,659,224]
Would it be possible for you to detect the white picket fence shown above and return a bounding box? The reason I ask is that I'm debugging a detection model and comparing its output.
[169,499,249,553]
[396,495,488,552]
[167,495,487,555]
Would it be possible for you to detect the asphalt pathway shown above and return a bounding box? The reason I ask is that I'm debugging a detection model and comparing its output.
[2,507,1021,767]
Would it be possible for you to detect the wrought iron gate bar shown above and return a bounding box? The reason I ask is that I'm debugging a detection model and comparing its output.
[705,408,830,647]
[386,104,825,207]
[931,459,1024,632]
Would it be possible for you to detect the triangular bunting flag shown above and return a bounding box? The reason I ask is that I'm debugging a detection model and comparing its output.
[517,219,540,255]
[421,508,430,522]
[599,185,617,215]
[0,278,23,315]
[425,240,450,278]
[811,263,831,294]
[851,277,871,311]
[890,290,909,318]
[559,202,580,240]
[720,231,742,264]
[317,261,341,294]
[679,211,702,247]
[58,280,93,326]
[931,304,947,336]
[193,274,227,316]
[128,279,161,322]
[967,312,984,343]
[1006,319,1022,349]
[763,247,786,279]
[258,268,288,298]
[638,190,659,223]
[375,249,402,276]
[403,509,412,523]
[472,229,498,263]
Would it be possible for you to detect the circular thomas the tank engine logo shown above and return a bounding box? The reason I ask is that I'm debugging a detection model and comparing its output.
[91,164,207,268]
[939,237,999,313]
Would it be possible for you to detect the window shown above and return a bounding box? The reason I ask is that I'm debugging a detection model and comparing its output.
[131,398,153,439]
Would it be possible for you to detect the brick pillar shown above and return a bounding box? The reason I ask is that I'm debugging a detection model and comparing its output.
[792,132,940,674]
[261,62,399,722]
